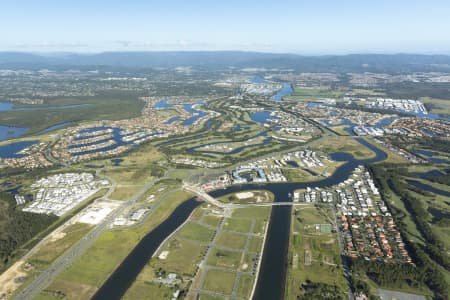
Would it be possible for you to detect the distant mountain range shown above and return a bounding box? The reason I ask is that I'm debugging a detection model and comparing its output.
[1,51,450,73]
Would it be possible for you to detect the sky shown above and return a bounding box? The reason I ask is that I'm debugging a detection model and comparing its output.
[1,0,450,54]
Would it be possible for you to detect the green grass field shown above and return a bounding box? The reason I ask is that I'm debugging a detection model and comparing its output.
[29,223,93,268]
[311,136,376,159]
[42,190,194,299]
[151,238,207,277]
[177,222,215,243]
[223,218,253,233]
[285,87,343,101]
[215,232,247,250]
[286,206,347,300]
[202,269,236,295]
[124,280,175,300]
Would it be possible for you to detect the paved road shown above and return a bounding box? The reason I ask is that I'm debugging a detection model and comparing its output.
[189,216,226,299]
[14,177,164,300]
[331,204,354,300]
[184,185,312,208]
[231,221,255,298]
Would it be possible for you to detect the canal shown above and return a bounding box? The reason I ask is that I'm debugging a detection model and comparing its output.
[209,138,388,300]
[91,198,202,300]
[94,138,387,299]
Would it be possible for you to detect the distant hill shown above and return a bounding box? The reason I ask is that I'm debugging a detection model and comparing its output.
[0,51,450,73]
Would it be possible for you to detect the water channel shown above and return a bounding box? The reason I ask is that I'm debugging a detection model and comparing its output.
[91,198,202,300]
[94,138,387,300]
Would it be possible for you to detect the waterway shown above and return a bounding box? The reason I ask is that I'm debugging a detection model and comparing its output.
[92,198,202,300]
[0,101,85,141]
[34,122,73,135]
[164,116,179,124]
[0,125,28,142]
[411,170,445,179]
[208,138,387,300]
[271,83,293,102]
[252,206,291,300]
[0,140,39,158]
[92,138,387,300]
[320,115,397,136]
[181,103,208,125]
[69,126,163,157]
[153,99,173,109]
[406,179,450,197]
[427,207,450,223]
[250,111,272,125]
[412,149,450,164]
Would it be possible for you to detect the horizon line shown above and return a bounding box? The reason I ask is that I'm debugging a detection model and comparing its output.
[1,50,450,57]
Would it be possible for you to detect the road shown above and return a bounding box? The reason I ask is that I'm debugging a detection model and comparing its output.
[331,204,354,300]
[184,185,311,208]
[14,176,165,300]
[189,215,226,299]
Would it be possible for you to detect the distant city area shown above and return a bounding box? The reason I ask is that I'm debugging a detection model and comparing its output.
[0,52,449,300]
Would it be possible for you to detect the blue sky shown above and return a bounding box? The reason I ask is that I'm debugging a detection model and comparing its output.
[1,0,449,54]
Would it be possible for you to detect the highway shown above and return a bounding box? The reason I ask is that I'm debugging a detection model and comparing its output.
[14,176,166,300]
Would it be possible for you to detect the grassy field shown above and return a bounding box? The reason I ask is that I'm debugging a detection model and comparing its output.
[157,104,299,164]
[223,218,253,233]
[286,206,347,300]
[420,97,450,117]
[155,108,179,118]
[284,168,319,182]
[351,88,386,97]
[136,179,180,203]
[42,190,193,299]
[151,237,207,277]
[108,185,143,200]
[236,274,254,299]
[124,281,174,300]
[29,223,93,268]
[361,138,409,164]
[123,204,272,299]
[202,215,222,228]
[311,136,376,159]
[285,87,343,101]
[207,248,242,269]
[202,269,236,295]
[218,190,274,204]
[215,232,247,250]
[330,125,351,136]
[123,205,215,299]
[177,222,215,243]
[248,236,263,253]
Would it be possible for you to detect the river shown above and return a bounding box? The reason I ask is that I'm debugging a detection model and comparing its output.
[208,138,387,300]
[89,138,388,300]
[91,198,202,300]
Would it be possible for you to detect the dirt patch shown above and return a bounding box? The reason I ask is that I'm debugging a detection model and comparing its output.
[323,238,335,245]
[304,237,311,250]
[0,260,27,298]
[49,231,67,242]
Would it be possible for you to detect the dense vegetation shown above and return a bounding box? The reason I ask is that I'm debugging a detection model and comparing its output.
[387,136,450,154]
[382,82,450,100]
[0,192,57,270]
[366,165,449,299]
[297,281,345,300]
[0,94,144,133]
